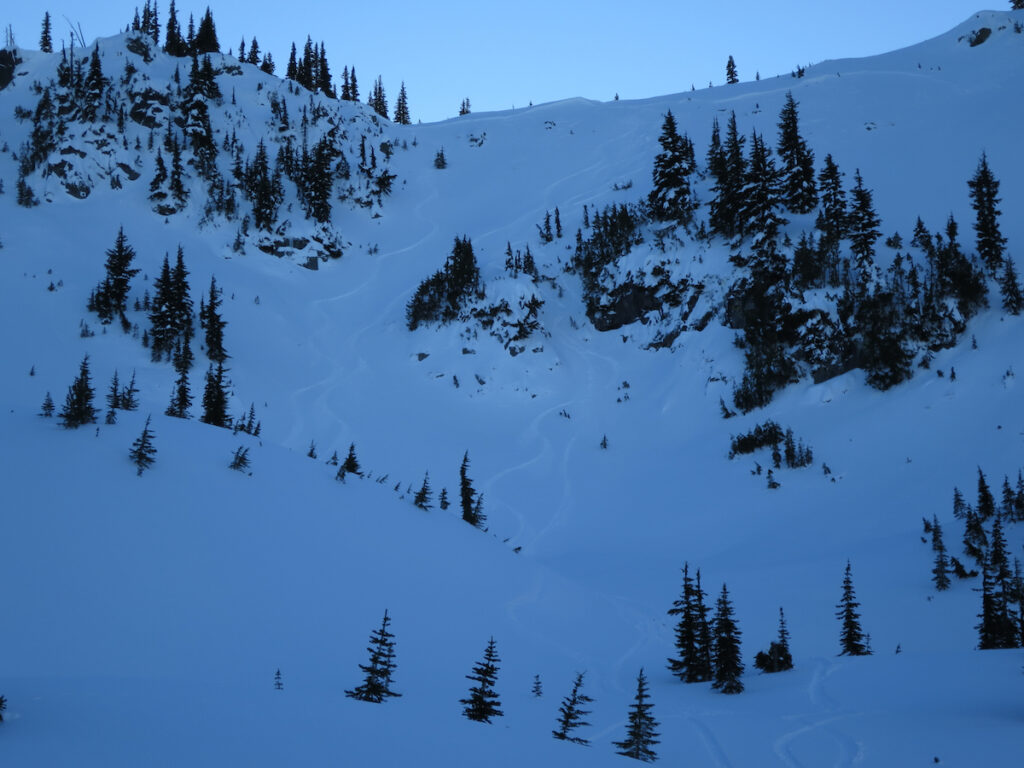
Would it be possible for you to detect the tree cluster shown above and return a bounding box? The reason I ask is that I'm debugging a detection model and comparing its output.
[406,236,483,330]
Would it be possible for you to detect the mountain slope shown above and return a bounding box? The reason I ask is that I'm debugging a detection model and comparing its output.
[0,9,1022,766]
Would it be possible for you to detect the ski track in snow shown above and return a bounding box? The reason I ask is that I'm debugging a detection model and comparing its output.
[771,658,864,768]
[686,714,736,768]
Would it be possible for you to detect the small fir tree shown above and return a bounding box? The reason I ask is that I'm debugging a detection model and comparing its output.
[725,55,739,84]
[346,610,401,702]
[836,561,870,656]
[612,668,660,762]
[129,415,157,475]
[967,152,1006,277]
[273,668,283,690]
[531,674,543,698]
[711,583,744,693]
[58,355,99,428]
[460,637,503,723]
[552,672,594,745]
[200,361,230,427]
[413,472,432,510]
[342,443,362,476]
[754,607,793,673]
[459,451,481,526]
[40,391,55,417]
[229,445,250,472]
[40,12,53,53]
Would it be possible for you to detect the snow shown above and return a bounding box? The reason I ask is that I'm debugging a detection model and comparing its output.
[1,9,1023,766]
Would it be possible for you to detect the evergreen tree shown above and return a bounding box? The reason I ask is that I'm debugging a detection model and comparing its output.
[531,674,543,697]
[836,561,870,656]
[459,450,482,527]
[999,257,1023,315]
[754,606,793,673]
[121,370,139,411]
[967,152,1006,276]
[612,669,659,762]
[82,45,108,122]
[369,76,388,119]
[346,610,401,702]
[194,7,219,54]
[977,467,997,521]
[93,228,140,325]
[433,147,447,169]
[709,112,746,239]
[726,55,739,84]
[438,487,450,510]
[342,442,361,476]
[413,472,432,510]
[776,92,817,214]
[58,355,98,428]
[40,12,53,53]
[737,130,787,256]
[200,361,230,427]
[847,170,882,293]
[963,505,988,566]
[393,82,411,125]
[815,153,848,257]
[199,275,228,362]
[931,515,951,591]
[0,694,6,722]
[711,584,744,693]
[163,0,188,56]
[273,668,283,689]
[129,415,157,475]
[977,518,1020,649]
[165,365,191,418]
[40,391,55,417]
[229,445,250,471]
[552,672,594,745]
[648,110,695,225]
[459,98,471,116]
[460,637,503,723]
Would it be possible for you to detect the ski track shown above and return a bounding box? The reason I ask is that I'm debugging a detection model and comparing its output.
[770,657,864,768]
[687,714,736,768]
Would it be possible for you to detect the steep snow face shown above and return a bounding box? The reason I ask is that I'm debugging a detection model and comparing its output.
[0,10,1023,767]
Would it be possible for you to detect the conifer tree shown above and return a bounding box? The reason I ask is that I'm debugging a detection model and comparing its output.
[200,361,229,427]
[612,668,659,762]
[40,12,53,53]
[346,610,401,702]
[836,561,870,656]
[194,7,219,54]
[342,442,361,476]
[711,584,744,693]
[164,0,188,56]
[976,518,1020,649]
[273,668,283,689]
[40,391,55,417]
[459,98,471,116]
[932,514,952,592]
[847,170,882,293]
[0,694,6,722]
[413,472,432,510]
[393,82,411,125]
[709,112,745,239]
[977,467,997,521]
[459,451,482,527]
[531,674,543,697]
[129,415,157,475]
[199,275,228,362]
[648,110,695,224]
[776,92,817,214]
[725,55,739,84]
[737,130,787,256]
[967,152,1006,276]
[552,672,594,745]
[815,153,847,255]
[754,606,793,673]
[438,487,450,510]
[165,365,191,418]
[93,228,140,325]
[963,504,988,566]
[999,257,1023,315]
[59,355,99,428]
[229,445,250,471]
[121,370,140,411]
[369,76,388,119]
[460,637,503,723]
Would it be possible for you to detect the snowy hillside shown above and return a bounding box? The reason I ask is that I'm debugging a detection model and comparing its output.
[1,7,1023,766]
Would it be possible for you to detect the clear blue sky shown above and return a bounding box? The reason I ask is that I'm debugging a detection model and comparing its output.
[4,2,996,122]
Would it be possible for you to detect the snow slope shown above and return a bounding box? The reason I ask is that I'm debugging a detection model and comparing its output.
[1,8,1022,766]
